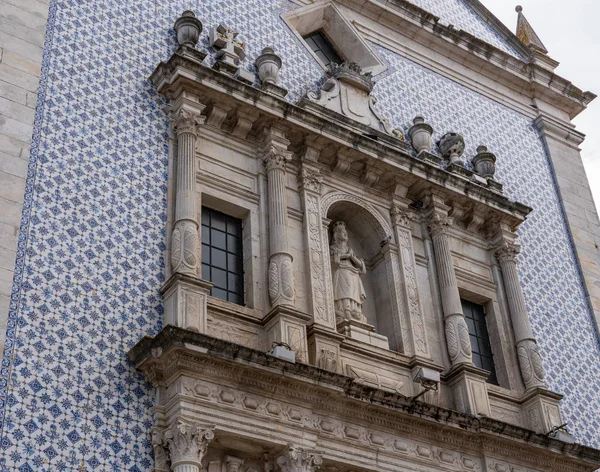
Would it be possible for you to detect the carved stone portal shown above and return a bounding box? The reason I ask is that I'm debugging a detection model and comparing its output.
[330,221,367,324]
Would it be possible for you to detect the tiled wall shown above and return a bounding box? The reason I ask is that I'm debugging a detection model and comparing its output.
[0,0,598,470]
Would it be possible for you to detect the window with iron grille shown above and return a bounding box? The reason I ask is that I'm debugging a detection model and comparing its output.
[303,31,343,68]
[461,299,499,385]
[201,207,244,305]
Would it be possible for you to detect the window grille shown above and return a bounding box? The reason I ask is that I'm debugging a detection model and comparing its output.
[201,207,244,305]
[303,31,343,68]
[461,299,499,385]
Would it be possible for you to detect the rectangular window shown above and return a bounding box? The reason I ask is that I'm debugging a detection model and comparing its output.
[201,207,244,305]
[303,31,343,68]
[461,299,499,385]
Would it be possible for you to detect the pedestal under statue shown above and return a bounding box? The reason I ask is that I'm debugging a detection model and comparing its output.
[330,221,367,324]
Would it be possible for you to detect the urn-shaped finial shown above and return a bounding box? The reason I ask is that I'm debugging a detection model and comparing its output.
[408,116,433,153]
[472,145,497,179]
[439,132,465,165]
[174,10,203,47]
[255,47,283,85]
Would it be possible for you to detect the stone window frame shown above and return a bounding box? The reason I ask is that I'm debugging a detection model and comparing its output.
[455,271,521,392]
[200,192,261,311]
[281,1,387,75]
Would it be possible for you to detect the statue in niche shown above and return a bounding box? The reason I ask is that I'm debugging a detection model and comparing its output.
[330,221,367,324]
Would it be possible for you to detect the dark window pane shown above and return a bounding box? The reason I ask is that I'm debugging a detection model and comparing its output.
[227,234,239,253]
[211,248,226,269]
[228,272,242,293]
[303,31,342,67]
[211,228,226,250]
[227,218,242,236]
[212,268,227,289]
[227,253,241,274]
[201,211,210,225]
[212,287,227,301]
[461,299,498,386]
[201,225,210,243]
[202,244,210,264]
[304,36,316,49]
[315,50,329,64]
[201,206,244,306]
[211,211,226,231]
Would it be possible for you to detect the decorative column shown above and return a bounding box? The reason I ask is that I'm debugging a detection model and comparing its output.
[426,206,472,366]
[299,148,343,371]
[495,240,546,390]
[390,204,430,359]
[161,97,213,333]
[426,196,490,417]
[276,444,323,472]
[261,128,310,363]
[262,128,295,308]
[171,106,204,277]
[164,420,215,472]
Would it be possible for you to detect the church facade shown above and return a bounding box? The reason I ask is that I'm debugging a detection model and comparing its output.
[1,0,600,471]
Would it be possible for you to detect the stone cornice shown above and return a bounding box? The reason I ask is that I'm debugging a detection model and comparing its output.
[129,326,600,470]
[337,0,595,119]
[150,46,532,230]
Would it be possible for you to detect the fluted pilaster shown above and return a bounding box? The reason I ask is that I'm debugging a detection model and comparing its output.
[496,241,546,390]
[170,107,205,276]
[428,212,473,366]
[262,129,295,307]
[164,419,214,472]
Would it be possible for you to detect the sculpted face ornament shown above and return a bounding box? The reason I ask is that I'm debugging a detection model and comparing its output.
[330,221,367,324]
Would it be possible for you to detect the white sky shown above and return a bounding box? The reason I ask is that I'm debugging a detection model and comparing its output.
[481,0,600,212]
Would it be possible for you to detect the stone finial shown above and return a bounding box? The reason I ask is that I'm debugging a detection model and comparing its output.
[174,11,203,48]
[515,5,548,54]
[438,132,465,165]
[408,116,433,153]
[255,47,282,86]
[472,145,497,179]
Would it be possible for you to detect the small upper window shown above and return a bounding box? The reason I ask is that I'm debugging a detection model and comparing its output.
[201,207,244,305]
[462,299,499,385]
[303,31,342,68]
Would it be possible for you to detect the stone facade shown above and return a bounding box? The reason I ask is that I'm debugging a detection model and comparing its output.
[0,0,599,471]
[0,0,49,353]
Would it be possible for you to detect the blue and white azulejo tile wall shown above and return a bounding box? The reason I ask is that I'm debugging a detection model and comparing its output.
[0,0,598,470]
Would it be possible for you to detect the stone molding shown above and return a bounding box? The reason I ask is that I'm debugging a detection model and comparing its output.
[129,327,600,472]
[276,445,323,472]
[149,48,533,231]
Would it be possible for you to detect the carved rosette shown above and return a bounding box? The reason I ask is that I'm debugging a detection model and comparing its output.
[446,313,473,365]
[276,444,323,472]
[517,339,546,389]
[164,419,215,469]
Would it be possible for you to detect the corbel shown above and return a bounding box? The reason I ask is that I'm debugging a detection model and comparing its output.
[206,102,233,129]
[232,108,260,139]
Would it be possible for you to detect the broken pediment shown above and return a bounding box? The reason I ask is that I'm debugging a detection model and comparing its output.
[302,61,394,136]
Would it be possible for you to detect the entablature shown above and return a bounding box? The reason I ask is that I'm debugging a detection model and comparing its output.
[151,46,531,233]
[129,326,600,472]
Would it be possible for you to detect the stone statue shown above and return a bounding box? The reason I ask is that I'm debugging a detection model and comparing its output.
[330,221,367,323]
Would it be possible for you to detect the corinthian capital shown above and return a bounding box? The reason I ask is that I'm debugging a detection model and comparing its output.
[427,212,452,237]
[170,107,206,136]
[164,419,215,467]
[495,240,520,264]
[263,145,293,172]
[390,205,411,228]
[299,167,323,193]
[276,444,323,472]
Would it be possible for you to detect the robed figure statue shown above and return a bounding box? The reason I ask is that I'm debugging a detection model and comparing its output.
[330,221,367,324]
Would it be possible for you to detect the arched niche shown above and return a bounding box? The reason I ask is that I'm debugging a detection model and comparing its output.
[322,192,402,351]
